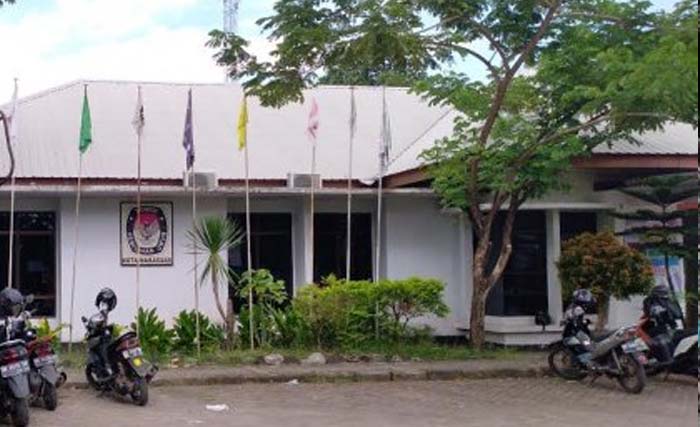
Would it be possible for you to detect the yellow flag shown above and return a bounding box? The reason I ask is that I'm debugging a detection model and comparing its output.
[237,97,248,151]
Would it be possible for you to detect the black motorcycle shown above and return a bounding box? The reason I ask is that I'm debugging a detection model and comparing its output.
[5,295,66,410]
[548,290,648,394]
[0,289,32,427]
[82,288,156,406]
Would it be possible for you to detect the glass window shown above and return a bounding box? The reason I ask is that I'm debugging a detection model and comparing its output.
[228,213,294,297]
[482,211,548,316]
[0,212,57,316]
[560,212,598,243]
[314,214,373,283]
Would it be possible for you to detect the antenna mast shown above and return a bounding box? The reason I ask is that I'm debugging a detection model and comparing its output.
[223,0,240,82]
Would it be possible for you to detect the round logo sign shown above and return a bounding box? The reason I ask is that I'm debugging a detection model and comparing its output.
[126,206,168,255]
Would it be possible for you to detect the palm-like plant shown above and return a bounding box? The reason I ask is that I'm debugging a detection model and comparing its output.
[187,216,245,336]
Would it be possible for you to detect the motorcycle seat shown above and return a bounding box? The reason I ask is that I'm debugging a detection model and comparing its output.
[0,339,25,350]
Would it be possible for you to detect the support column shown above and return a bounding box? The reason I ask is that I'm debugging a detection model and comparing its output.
[546,210,563,324]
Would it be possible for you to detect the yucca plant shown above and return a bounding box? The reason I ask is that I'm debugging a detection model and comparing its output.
[172,310,225,354]
[131,307,175,361]
[187,216,245,342]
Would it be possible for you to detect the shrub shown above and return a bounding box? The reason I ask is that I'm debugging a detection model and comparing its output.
[131,307,175,361]
[558,232,655,330]
[237,269,291,348]
[293,277,449,348]
[172,310,225,354]
[33,319,65,352]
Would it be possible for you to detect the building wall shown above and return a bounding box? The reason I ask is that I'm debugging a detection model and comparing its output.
[57,195,227,342]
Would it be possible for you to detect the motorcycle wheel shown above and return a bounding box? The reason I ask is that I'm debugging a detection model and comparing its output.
[617,353,647,394]
[131,378,149,406]
[43,381,58,411]
[10,398,29,427]
[548,344,587,381]
[85,364,102,391]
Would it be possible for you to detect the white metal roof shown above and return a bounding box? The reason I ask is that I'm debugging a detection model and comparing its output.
[1,80,697,181]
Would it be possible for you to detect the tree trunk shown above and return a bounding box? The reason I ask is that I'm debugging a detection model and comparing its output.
[226,298,237,348]
[211,277,228,330]
[663,253,677,301]
[469,280,488,350]
[684,211,698,329]
[595,296,610,334]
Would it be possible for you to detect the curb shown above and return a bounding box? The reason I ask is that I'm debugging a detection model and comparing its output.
[63,366,551,389]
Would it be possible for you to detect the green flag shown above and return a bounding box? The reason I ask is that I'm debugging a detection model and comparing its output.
[79,88,92,154]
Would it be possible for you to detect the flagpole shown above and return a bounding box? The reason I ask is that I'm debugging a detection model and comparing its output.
[375,88,386,285]
[244,132,254,351]
[191,164,200,359]
[68,153,83,354]
[345,88,355,283]
[6,78,18,289]
[135,86,143,338]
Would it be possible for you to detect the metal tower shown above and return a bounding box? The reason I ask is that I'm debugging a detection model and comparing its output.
[223,0,239,34]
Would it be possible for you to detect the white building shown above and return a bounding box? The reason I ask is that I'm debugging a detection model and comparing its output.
[1,80,697,344]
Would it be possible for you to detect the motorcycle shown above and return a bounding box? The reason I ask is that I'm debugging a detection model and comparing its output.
[637,316,698,378]
[4,295,67,410]
[548,303,648,394]
[0,321,30,426]
[82,289,157,406]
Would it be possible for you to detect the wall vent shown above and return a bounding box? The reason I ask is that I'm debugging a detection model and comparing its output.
[183,171,217,190]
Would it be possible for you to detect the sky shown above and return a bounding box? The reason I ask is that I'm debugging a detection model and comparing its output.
[0,0,683,101]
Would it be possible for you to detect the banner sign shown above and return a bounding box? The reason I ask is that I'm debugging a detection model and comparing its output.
[120,202,174,266]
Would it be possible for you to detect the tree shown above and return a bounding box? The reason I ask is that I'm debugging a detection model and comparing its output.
[0,1,17,6]
[207,0,698,349]
[187,216,245,344]
[558,232,655,332]
[613,173,700,325]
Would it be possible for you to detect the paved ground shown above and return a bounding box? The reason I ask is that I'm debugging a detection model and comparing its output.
[24,377,696,427]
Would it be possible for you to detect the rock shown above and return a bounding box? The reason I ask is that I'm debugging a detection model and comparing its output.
[390,355,403,363]
[301,352,327,365]
[410,357,423,363]
[263,354,285,366]
[367,354,386,363]
[344,355,362,363]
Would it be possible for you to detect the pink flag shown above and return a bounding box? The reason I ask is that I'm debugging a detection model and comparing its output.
[307,97,320,143]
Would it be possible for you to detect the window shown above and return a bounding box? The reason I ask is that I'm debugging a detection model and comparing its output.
[482,211,548,316]
[314,214,373,282]
[228,213,294,297]
[561,212,598,243]
[0,212,57,316]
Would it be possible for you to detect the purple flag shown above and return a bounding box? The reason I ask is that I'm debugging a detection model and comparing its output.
[182,89,194,169]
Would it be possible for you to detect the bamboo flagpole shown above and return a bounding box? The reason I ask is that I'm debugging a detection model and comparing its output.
[182,88,200,359]
[346,88,357,283]
[131,86,145,337]
[68,84,93,353]
[6,78,18,289]
[307,98,320,283]
[237,96,255,350]
[376,87,391,284]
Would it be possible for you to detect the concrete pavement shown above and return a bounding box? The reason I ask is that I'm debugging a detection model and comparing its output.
[30,377,697,427]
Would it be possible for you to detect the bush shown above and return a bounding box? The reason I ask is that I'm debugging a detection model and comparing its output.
[172,310,225,354]
[293,277,449,348]
[131,307,175,361]
[33,319,64,352]
[558,232,655,330]
[237,269,291,348]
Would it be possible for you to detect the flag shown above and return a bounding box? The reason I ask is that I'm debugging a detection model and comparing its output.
[307,97,319,143]
[380,90,392,168]
[132,86,145,137]
[349,88,357,140]
[237,96,248,151]
[182,89,194,169]
[8,79,18,146]
[79,87,93,154]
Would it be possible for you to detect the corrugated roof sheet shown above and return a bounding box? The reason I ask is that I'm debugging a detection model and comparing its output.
[1,80,697,181]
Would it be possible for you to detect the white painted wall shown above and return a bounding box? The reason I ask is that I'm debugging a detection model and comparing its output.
[58,195,227,342]
[384,196,470,335]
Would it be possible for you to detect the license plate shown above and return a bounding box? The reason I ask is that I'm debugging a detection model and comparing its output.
[122,347,143,360]
[33,355,57,368]
[1,361,30,378]
[622,341,643,353]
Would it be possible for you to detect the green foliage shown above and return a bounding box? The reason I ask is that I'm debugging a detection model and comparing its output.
[172,310,225,354]
[237,269,293,348]
[33,319,64,352]
[558,232,655,303]
[187,216,245,326]
[294,277,449,348]
[131,307,175,361]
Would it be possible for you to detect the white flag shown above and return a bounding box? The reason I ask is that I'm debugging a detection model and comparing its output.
[380,89,392,168]
[131,86,145,137]
[8,79,18,146]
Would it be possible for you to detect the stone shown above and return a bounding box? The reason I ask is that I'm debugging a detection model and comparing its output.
[301,352,327,366]
[390,355,403,363]
[263,354,285,366]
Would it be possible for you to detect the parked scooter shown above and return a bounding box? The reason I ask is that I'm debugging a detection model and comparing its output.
[4,295,67,410]
[637,285,698,378]
[0,289,32,427]
[82,288,157,406]
[548,289,648,394]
